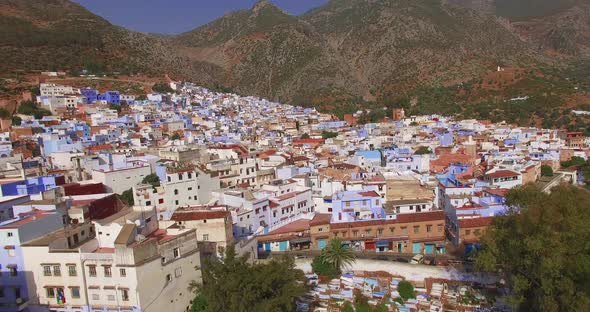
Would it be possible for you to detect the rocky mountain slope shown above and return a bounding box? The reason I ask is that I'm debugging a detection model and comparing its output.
[1,0,589,125]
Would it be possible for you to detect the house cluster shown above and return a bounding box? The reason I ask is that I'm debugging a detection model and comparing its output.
[0,80,588,312]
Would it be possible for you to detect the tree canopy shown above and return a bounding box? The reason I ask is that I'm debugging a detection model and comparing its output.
[321,239,356,272]
[476,185,590,311]
[120,188,134,206]
[141,173,160,187]
[322,130,338,139]
[192,245,305,312]
[414,146,432,155]
[17,101,51,119]
[541,164,554,177]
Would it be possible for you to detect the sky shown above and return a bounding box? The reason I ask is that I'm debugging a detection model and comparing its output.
[73,0,329,34]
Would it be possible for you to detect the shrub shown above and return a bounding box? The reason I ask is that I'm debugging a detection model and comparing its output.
[541,165,554,177]
[311,255,340,278]
[398,281,416,301]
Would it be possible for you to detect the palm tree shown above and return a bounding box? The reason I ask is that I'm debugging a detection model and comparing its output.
[321,239,356,272]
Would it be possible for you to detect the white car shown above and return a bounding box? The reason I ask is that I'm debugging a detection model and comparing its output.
[410,254,424,264]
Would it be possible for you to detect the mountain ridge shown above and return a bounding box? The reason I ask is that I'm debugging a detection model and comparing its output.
[1,0,590,128]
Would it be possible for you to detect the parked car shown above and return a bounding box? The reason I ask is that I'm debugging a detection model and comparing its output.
[394,257,410,263]
[410,254,424,264]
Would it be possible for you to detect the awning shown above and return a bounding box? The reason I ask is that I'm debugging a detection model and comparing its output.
[290,237,311,244]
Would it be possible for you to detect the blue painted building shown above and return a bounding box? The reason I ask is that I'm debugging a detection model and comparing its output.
[98,91,121,105]
[0,176,63,197]
[331,190,385,223]
[80,88,98,104]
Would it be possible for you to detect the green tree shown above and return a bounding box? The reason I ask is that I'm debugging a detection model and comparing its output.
[141,173,160,187]
[322,130,338,139]
[192,245,305,312]
[561,156,586,168]
[374,304,389,312]
[321,239,356,272]
[541,165,554,177]
[171,132,181,140]
[12,116,22,126]
[17,101,51,119]
[476,185,590,311]
[311,255,340,278]
[414,146,432,155]
[120,188,134,206]
[300,133,310,139]
[398,281,416,301]
[190,293,208,312]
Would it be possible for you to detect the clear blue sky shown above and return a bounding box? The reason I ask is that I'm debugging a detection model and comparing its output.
[73,0,328,34]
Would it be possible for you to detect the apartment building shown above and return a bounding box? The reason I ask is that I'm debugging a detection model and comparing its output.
[21,209,201,312]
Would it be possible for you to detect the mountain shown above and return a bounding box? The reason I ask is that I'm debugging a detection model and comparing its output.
[176,0,539,107]
[0,0,221,84]
[1,0,589,128]
[446,0,590,57]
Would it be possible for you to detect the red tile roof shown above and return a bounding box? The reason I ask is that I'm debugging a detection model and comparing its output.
[264,219,310,236]
[171,210,229,221]
[358,191,381,198]
[458,216,494,228]
[395,210,445,223]
[310,213,331,226]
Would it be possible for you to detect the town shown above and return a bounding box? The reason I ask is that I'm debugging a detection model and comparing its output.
[0,75,587,312]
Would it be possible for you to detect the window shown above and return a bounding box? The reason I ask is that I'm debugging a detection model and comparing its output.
[174,189,179,195]
[175,200,179,205]
[53,265,61,277]
[88,265,97,277]
[121,289,129,301]
[202,234,209,241]
[437,224,443,233]
[120,268,126,277]
[92,294,100,300]
[68,265,77,276]
[465,229,471,236]
[7,232,13,237]
[352,230,359,237]
[188,187,192,191]
[166,274,172,283]
[474,229,481,236]
[108,294,115,301]
[178,173,183,180]
[345,202,351,207]
[390,227,395,234]
[377,229,383,236]
[401,227,408,235]
[103,266,112,277]
[43,265,52,276]
[46,288,55,298]
[70,287,80,299]
[365,229,372,235]
[173,247,181,259]
[426,225,433,233]
[159,198,164,204]
[146,201,151,206]
[413,226,420,234]
[188,172,192,179]
[318,227,323,232]
[0,287,3,298]
[7,249,15,257]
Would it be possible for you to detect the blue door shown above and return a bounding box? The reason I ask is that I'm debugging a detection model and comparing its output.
[264,242,271,252]
[279,241,289,251]
[318,239,327,250]
[425,244,434,254]
[412,243,421,254]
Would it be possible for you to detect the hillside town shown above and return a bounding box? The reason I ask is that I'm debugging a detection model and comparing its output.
[0,77,587,312]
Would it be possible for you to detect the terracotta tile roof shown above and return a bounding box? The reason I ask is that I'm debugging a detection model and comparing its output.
[395,210,445,223]
[458,216,494,228]
[358,191,381,198]
[310,213,331,226]
[171,210,229,221]
[263,219,310,236]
